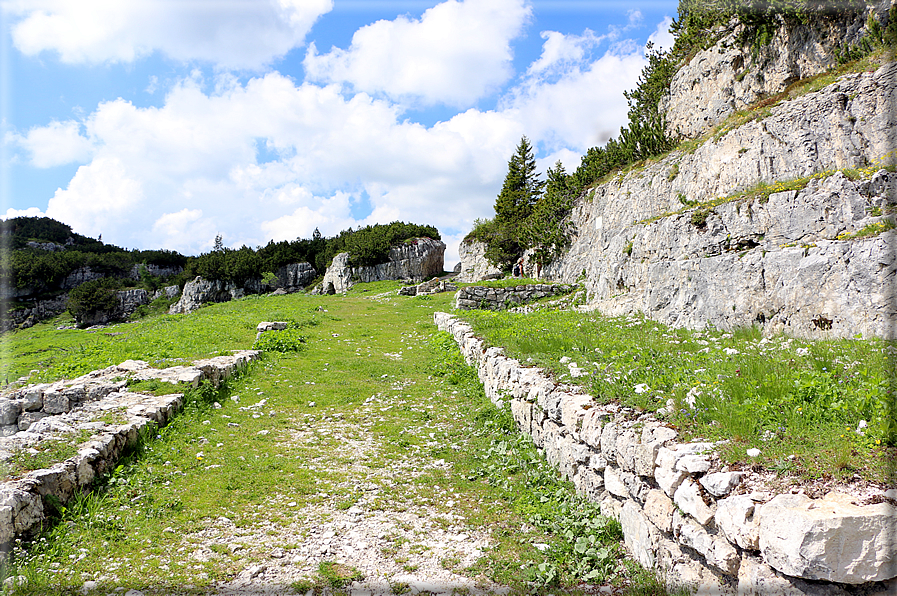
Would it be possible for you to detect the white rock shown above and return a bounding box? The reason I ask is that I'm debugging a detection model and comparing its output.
[674,478,716,526]
[676,454,712,474]
[716,494,760,551]
[604,466,628,498]
[758,492,897,583]
[701,471,743,497]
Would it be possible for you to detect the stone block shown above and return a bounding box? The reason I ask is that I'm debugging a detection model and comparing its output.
[616,427,640,472]
[0,424,17,437]
[621,500,657,569]
[573,467,605,501]
[656,465,689,497]
[676,454,712,474]
[17,411,48,432]
[0,487,44,534]
[0,401,20,426]
[758,492,897,584]
[716,494,760,550]
[737,555,848,596]
[559,394,593,439]
[604,465,628,498]
[579,408,605,449]
[42,391,70,414]
[644,489,676,533]
[701,472,744,497]
[29,462,77,502]
[634,441,661,476]
[600,422,619,462]
[675,514,740,576]
[510,399,532,434]
[22,388,43,411]
[674,478,716,526]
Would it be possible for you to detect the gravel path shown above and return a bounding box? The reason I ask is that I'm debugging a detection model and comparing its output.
[203,393,511,595]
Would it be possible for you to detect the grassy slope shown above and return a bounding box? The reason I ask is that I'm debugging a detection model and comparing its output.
[3,283,667,596]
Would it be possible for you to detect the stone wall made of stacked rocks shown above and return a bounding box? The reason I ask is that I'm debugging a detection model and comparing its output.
[0,350,258,554]
[453,284,575,310]
[434,312,896,595]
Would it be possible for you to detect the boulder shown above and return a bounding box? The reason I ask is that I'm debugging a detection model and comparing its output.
[758,492,897,584]
[321,238,445,294]
[169,277,253,314]
[457,239,503,283]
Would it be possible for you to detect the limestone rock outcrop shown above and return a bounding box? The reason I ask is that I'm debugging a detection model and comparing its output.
[537,60,897,338]
[74,289,152,328]
[457,239,503,282]
[435,312,897,594]
[169,276,259,314]
[320,238,445,294]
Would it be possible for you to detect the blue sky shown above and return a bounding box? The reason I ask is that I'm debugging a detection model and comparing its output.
[2,0,677,265]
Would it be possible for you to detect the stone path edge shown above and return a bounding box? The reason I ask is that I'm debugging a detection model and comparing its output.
[0,350,259,558]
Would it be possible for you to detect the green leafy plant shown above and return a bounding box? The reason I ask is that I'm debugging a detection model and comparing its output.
[252,328,306,353]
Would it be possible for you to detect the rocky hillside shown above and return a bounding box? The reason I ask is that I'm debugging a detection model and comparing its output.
[462,7,896,339]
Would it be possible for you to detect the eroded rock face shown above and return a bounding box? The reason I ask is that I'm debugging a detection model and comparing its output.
[168,276,261,314]
[661,9,880,139]
[275,262,316,291]
[758,492,897,584]
[457,240,502,283]
[321,238,445,294]
[540,61,897,339]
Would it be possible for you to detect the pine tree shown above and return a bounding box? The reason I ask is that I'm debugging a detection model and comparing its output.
[494,136,545,227]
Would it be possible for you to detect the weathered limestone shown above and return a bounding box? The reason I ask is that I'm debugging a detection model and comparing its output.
[758,492,897,584]
[274,262,316,292]
[456,239,503,282]
[320,238,445,294]
[169,276,261,314]
[661,9,879,139]
[434,312,896,594]
[537,60,897,339]
[0,349,259,553]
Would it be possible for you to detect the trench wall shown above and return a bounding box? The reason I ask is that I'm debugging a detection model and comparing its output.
[434,312,896,595]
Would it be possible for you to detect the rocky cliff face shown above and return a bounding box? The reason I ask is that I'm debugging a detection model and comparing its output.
[456,239,502,282]
[169,277,261,315]
[536,55,896,338]
[320,238,445,294]
[275,262,316,291]
[661,6,884,139]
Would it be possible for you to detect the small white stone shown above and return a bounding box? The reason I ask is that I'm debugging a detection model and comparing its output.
[747,448,761,457]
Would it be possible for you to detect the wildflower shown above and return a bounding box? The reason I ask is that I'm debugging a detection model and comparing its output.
[196,452,204,460]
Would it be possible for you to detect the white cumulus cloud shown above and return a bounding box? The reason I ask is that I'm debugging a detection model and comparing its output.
[45,157,144,240]
[12,120,94,168]
[648,16,675,52]
[4,0,333,69]
[303,0,531,107]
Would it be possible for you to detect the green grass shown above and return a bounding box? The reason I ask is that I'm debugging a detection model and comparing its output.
[2,282,672,595]
[460,309,896,485]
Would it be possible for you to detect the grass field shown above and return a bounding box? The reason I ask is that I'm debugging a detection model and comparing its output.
[460,308,896,485]
[1,283,673,595]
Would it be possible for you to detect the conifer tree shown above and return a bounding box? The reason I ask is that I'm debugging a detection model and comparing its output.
[494,136,545,227]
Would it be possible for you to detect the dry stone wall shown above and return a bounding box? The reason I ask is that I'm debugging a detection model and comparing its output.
[0,351,258,553]
[434,312,897,595]
[454,284,576,310]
